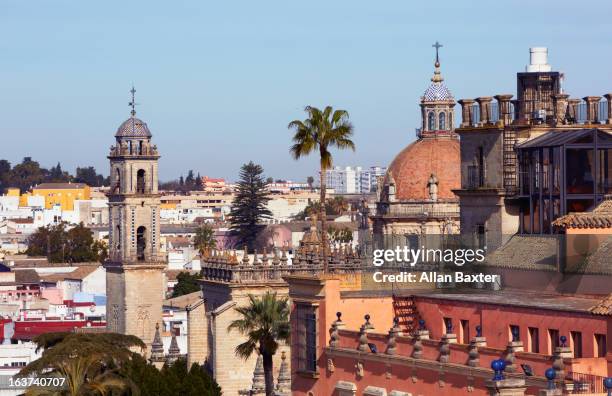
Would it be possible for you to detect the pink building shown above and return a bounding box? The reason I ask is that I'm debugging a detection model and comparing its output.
[285,275,612,395]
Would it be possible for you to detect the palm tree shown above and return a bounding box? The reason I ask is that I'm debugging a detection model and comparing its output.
[289,106,355,271]
[193,224,217,255]
[21,332,144,396]
[227,292,290,396]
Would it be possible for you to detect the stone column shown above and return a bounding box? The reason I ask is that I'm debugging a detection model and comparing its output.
[551,93,570,126]
[485,378,527,396]
[439,332,457,363]
[476,96,494,125]
[495,94,514,125]
[604,93,612,124]
[552,341,572,379]
[504,340,524,373]
[583,96,601,124]
[458,99,476,127]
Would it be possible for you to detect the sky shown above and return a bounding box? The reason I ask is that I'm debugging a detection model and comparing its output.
[1,0,611,182]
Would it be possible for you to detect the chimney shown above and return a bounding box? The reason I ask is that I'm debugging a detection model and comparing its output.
[567,99,582,124]
[583,96,601,124]
[494,95,514,125]
[458,99,476,127]
[551,94,570,126]
[605,94,612,124]
[476,97,494,125]
[525,47,552,72]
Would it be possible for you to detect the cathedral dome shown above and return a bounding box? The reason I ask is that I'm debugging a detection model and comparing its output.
[115,116,152,138]
[383,135,460,201]
[422,81,453,101]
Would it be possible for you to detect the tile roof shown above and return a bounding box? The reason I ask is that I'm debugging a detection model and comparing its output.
[163,291,202,310]
[481,235,559,269]
[590,294,612,315]
[39,266,100,283]
[14,269,39,284]
[553,198,612,229]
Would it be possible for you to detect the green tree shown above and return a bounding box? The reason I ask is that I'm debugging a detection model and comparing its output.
[193,224,216,255]
[194,173,203,191]
[119,356,221,396]
[306,176,314,190]
[328,226,353,243]
[228,162,272,252]
[10,157,46,192]
[227,292,290,396]
[75,166,106,187]
[0,159,11,193]
[21,332,145,396]
[171,272,200,298]
[26,222,106,263]
[288,106,355,271]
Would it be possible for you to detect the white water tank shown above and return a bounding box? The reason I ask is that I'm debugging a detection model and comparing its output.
[526,47,552,72]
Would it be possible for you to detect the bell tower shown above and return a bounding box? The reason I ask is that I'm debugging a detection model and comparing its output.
[105,87,164,350]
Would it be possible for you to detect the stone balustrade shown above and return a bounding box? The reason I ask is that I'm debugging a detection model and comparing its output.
[200,245,364,283]
[325,317,590,394]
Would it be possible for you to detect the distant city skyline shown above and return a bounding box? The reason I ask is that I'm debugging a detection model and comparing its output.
[1,1,611,181]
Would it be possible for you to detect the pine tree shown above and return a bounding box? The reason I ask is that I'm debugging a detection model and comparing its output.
[195,173,203,191]
[229,162,272,252]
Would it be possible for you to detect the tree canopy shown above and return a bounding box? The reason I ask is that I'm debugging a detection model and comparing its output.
[21,332,145,396]
[21,333,221,396]
[26,222,107,263]
[171,272,201,298]
[228,161,272,252]
[193,224,216,255]
[0,157,108,193]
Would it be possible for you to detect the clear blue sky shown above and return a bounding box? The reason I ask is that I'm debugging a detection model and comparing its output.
[1,1,610,182]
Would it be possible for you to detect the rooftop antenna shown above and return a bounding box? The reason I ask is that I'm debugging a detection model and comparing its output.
[128,85,138,116]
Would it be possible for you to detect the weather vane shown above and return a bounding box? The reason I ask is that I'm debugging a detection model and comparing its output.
[432,41,443,65]
[129,85,138,116]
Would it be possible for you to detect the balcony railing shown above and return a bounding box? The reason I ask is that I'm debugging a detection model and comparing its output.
[565,371,606,394]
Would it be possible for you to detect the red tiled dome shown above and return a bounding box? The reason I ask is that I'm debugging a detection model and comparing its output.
[385,135,460,201]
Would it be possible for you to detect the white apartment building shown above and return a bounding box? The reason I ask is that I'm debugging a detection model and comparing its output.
[325,166,387,194]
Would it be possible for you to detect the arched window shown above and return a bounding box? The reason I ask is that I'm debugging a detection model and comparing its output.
[428,112,436,131]
[136,226,146,261]
[114,168,121,193]
[138,140,143,155]
[116,225,121,251]
[439,112,446,130]
[136,169,146,194]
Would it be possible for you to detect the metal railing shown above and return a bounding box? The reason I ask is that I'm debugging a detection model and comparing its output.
[565,371,606,394]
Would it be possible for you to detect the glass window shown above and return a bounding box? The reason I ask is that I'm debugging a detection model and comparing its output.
[567,199,593,213]
[566,148,595,194]
[428,112,436,131]
[598,148,612,194]
[439,112,446,130]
